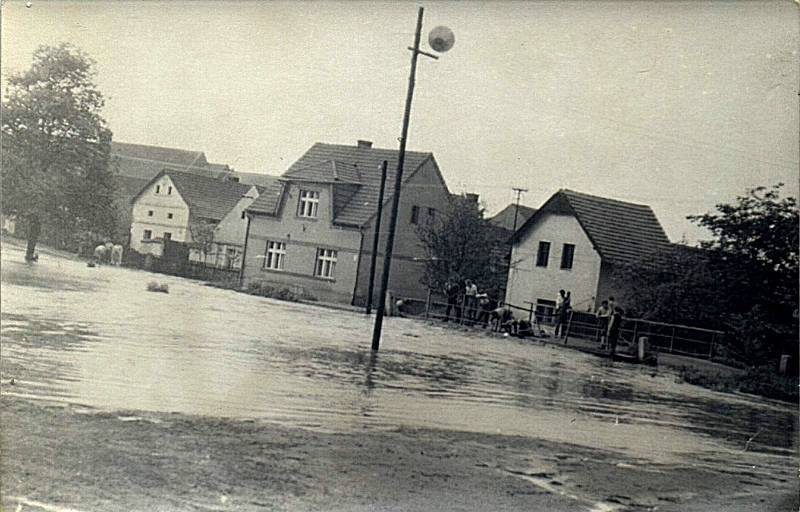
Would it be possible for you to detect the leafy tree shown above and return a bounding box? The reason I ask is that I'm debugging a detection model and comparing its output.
[189,220,216,265]
[2,43,115,260]
[416,195,508,299]
[614,184,798,366]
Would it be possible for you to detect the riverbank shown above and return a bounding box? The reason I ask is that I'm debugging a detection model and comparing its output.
[2,396,796,512]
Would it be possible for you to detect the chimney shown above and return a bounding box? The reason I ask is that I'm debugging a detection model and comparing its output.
[357,140,373,149]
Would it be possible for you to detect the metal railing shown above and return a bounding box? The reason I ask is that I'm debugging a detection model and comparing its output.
[564,310,722,359]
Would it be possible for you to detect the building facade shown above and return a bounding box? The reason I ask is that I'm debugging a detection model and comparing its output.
[129,170,253,260]
[505,189,671,317]
[241,141,451,304]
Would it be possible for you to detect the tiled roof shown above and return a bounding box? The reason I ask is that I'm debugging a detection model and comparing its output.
[248,142,438,226]
[111,142,211,181]
[231,171,281,188]
[489,203,537,232]
[284,160,363,184]
[134,169,253,222]
[512,189,671,265]
[248,180,285,216]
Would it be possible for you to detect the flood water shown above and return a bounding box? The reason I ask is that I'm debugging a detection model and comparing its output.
[2,244,796,473]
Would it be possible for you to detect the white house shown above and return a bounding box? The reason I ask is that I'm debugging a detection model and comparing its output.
[505,189,671,317]
[129,169,256,263]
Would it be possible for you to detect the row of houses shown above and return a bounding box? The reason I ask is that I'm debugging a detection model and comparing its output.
[119,139,672,311]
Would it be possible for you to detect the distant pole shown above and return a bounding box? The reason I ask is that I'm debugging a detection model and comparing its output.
[366,160,388,314]
[238,213,252,289]
[511,187,528,234]
[371,7,426,352]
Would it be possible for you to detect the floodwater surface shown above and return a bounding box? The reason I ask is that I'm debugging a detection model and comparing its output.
[2,244,796,476]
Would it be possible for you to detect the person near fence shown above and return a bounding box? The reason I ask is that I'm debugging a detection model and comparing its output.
[464,279,478,322]
[554,289,571,338]
[110,244,124,266]
[607,306,624,359]
[444,279,462,322]
[476,294,496,328]
[595,300,611,348]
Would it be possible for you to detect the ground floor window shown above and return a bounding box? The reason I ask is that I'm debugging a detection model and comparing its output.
[143,229,152,240]
[535,298,556,324]
[314,248,337,279]
[264,241,286,270]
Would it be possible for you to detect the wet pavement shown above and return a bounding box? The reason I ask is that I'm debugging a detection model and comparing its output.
[1,243,797,487]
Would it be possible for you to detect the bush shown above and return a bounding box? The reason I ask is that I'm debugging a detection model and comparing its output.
[679,365,798,402]
[245,281,316,302]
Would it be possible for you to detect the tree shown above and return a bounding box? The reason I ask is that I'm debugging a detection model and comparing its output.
[416,195,508,298]
[2,43,115,261]
[189,220,216,266]
[613,184,798,366]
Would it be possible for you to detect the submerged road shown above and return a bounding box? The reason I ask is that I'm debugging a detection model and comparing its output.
[1,242,797,511]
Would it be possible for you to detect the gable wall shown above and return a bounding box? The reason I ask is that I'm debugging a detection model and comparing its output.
[505,212,602,314]
[130,176,191,253]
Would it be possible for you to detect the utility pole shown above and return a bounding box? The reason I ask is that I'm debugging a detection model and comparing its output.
[511,187,528,234]
[365,160,388,315]
[370,7,453,351]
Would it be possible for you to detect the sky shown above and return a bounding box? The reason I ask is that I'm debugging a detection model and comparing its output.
[2,1,798,242]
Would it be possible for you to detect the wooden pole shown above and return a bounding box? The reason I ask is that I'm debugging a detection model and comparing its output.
[371,7,425,352]
[237,213,252,289]
[669,326,676,353]
[564,310,573,345]
[365,160,388,314]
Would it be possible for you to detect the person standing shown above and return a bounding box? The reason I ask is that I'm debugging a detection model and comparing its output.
[554,289,571,338]
[607,306,624,360]
[595,300,611,347]
[464,279,478,323]
[444,279,462,322]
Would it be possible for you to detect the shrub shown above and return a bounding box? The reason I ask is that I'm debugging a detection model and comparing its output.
[146,281,169,293]
[678,365,798,402]
[244,281,316,302]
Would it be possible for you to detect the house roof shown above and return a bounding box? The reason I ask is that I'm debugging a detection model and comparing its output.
[511,189,671,265]
[230,171,282,189]
[248,142,441,226]
[489,203,537,232]
[111,142,212,181]
[132,169,253,222]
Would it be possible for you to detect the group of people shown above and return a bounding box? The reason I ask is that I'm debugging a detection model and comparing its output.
[442,278,538,337]
[595,296,624,355]
[93,242,123,266]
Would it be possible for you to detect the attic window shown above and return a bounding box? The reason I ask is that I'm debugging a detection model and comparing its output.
[298,190,320,218]
[560,243,575,270]
[536,241,551,267]
[168,186,173,195]
[155,185,161,194]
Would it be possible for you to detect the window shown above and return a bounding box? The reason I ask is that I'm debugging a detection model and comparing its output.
[167,186,173,195]
[314,248,337,279]
[263,241,286,270]
[410,205,420,225]
[536,241,551,267]
[298,190,320,218]
[163,232,172,241]
[241,211,246,220]
[560,243,575,270]
[148,210,154,217]
[143,229,152,240]
[167,212,173,219]
[155,185,161,194]
[427,207,436,218]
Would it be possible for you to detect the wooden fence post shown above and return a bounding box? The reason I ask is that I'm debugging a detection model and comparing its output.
[564,311,573,345]
[425,287,432,320]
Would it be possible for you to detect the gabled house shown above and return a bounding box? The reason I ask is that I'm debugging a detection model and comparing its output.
[505,189,671,315]
[110,141,241,243]
[241,140,451,304]
[129,170,256,266]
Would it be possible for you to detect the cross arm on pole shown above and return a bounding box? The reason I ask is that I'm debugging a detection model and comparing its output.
[407,47,439,60]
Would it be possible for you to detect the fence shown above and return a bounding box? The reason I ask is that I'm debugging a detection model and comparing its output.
[564,310,722,359]
[390,291,722,361]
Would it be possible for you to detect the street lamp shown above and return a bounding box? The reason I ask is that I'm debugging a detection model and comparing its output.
[371,7,454,351]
